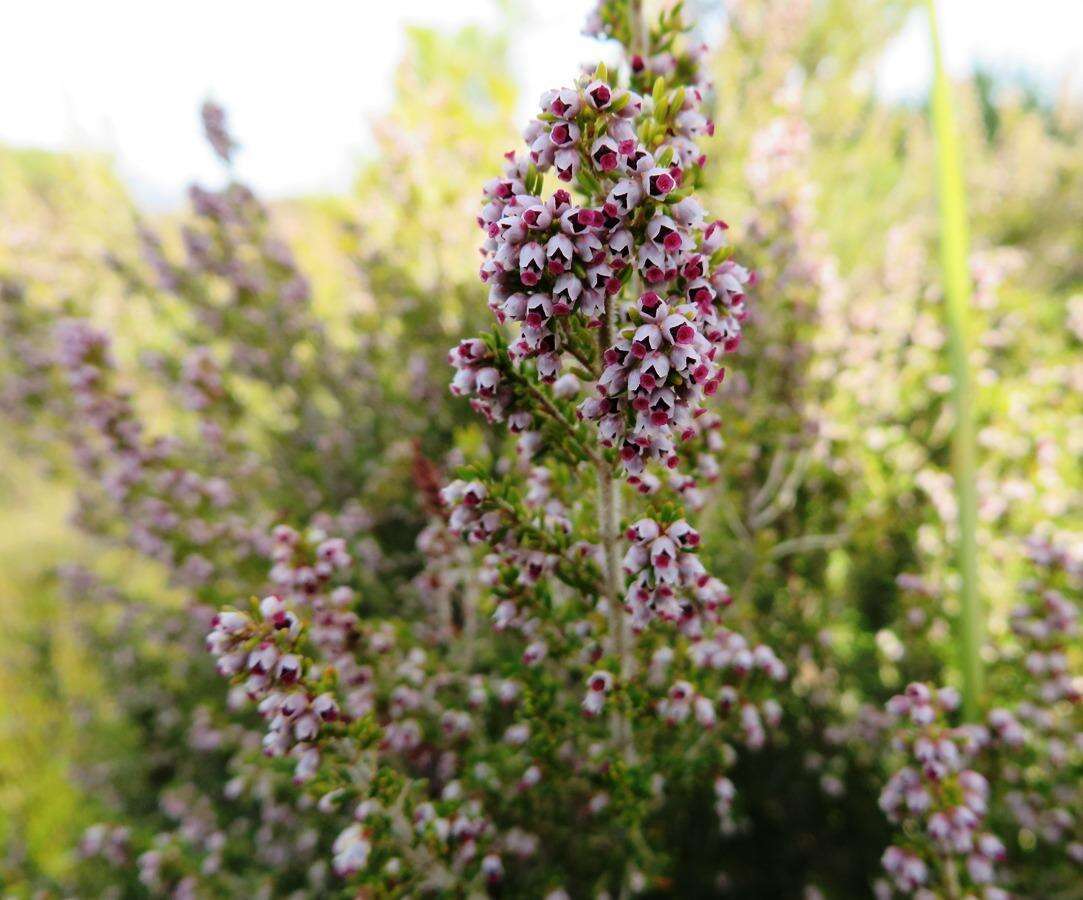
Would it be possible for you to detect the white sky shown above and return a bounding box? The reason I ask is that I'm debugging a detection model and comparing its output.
[1,0,1079,208]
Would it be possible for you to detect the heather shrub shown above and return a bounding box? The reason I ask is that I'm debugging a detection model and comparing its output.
[0,1,1078,897]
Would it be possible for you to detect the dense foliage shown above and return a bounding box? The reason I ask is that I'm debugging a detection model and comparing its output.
[0,0,1079,897]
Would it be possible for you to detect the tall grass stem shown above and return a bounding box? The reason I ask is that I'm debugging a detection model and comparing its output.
[926,0,983,720]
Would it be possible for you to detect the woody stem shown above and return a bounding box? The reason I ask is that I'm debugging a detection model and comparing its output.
[598,292,634,760]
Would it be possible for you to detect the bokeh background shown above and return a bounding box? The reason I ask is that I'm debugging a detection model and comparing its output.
[1,0,1080,893]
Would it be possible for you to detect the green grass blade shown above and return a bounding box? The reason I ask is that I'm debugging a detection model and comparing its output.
[926,0,983,719]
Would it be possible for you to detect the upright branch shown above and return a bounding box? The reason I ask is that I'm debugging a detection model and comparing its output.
[198,2,789,893]
[445,0,781,770]
[596,289,633,753]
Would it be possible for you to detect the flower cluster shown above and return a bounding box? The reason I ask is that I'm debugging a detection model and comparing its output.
[448,337,514,424]
[879,683,1006,897]
[468,21,754,484]
[621,516,729,628]
[581,273,750,481]
[201,99,237,165]
[53,567,332,898]
[1008,580,1078,706]
[440,478,501,543]
[201,519,573,892]
[983,537,1083,873]
[51,318,264,588]
[207,596,342,782]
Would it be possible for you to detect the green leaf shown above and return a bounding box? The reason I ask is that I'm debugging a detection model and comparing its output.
[927,0,983,720]
[670,87,685,117]
[526,163,542,196]
[651,76,665,108]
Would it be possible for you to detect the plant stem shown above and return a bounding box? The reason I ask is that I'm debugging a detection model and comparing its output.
[767,531,848,560]
[598,292,634,759]
[926,0,983,720]
[628,0,649,57]
[460,576,478,668]
[610,7,647,891]
[943,856,962,899]
[597,464,626,664]
[521,378,603,466]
